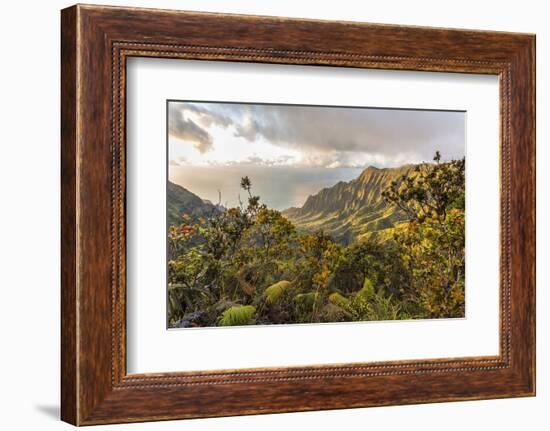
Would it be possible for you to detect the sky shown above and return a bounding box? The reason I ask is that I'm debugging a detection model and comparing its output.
[168,101,465,210]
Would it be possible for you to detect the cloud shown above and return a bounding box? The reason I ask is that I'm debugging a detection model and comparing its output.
[168,105,214,153]
[182,103,233,129]
[229,104,465,164]
[217,154,297,167]
[169,102,466,211]
[168,101,465,168]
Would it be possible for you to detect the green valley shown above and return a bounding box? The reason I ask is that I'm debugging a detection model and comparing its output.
[282,165,415,244]
[167,155,465,328]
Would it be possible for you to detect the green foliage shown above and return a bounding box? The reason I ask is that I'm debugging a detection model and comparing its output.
[294,291,320,308]
[382,156,465,225]
[346,284,404,322]
[383,154,466,318]
[282,165,415,244]
[167,181,220,229]
[264,280,293,304]
[167,155,465,327]
[358,277,375,298]
[328,292,350,308]
[218,305,257,326]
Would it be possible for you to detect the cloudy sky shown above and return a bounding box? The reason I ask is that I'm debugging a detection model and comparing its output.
[168,101,465,210]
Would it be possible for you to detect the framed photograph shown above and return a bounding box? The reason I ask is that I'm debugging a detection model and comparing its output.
[61,4,535,425]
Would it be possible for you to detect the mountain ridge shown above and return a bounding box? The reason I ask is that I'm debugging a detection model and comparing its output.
[167,181,222,227]
[282,164,417,244]
[168,164,422,245]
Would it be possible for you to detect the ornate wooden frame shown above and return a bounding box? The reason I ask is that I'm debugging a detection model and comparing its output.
[61,4,535,425]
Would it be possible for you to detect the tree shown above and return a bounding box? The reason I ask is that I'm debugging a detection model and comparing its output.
[382,154,465,225]
[331,239,410,299]
[382,153,465,318]
[251,207,296,261]
[167,160,466,327]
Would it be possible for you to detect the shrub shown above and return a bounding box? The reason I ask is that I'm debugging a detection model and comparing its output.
[218,305,256,326]
[264,280,292,304]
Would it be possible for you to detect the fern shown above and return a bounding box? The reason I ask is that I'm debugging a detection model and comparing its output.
[357,277,375,299]
[348,287,403,322]
[368,293,402,321]
[328,292,350,308]
[218,305,256,326]
[264,280,292,304]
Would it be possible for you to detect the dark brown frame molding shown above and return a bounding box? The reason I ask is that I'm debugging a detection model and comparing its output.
[61,4,536,425]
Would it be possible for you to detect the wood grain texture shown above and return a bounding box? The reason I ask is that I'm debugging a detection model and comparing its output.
[60,5,78,425]
[60,4,535,425]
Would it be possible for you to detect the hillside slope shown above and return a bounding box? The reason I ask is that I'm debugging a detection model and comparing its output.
[167,181,221,227]
[282,165,415,244]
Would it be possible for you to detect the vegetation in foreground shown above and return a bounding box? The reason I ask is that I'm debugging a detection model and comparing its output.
[167,152,465,328]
